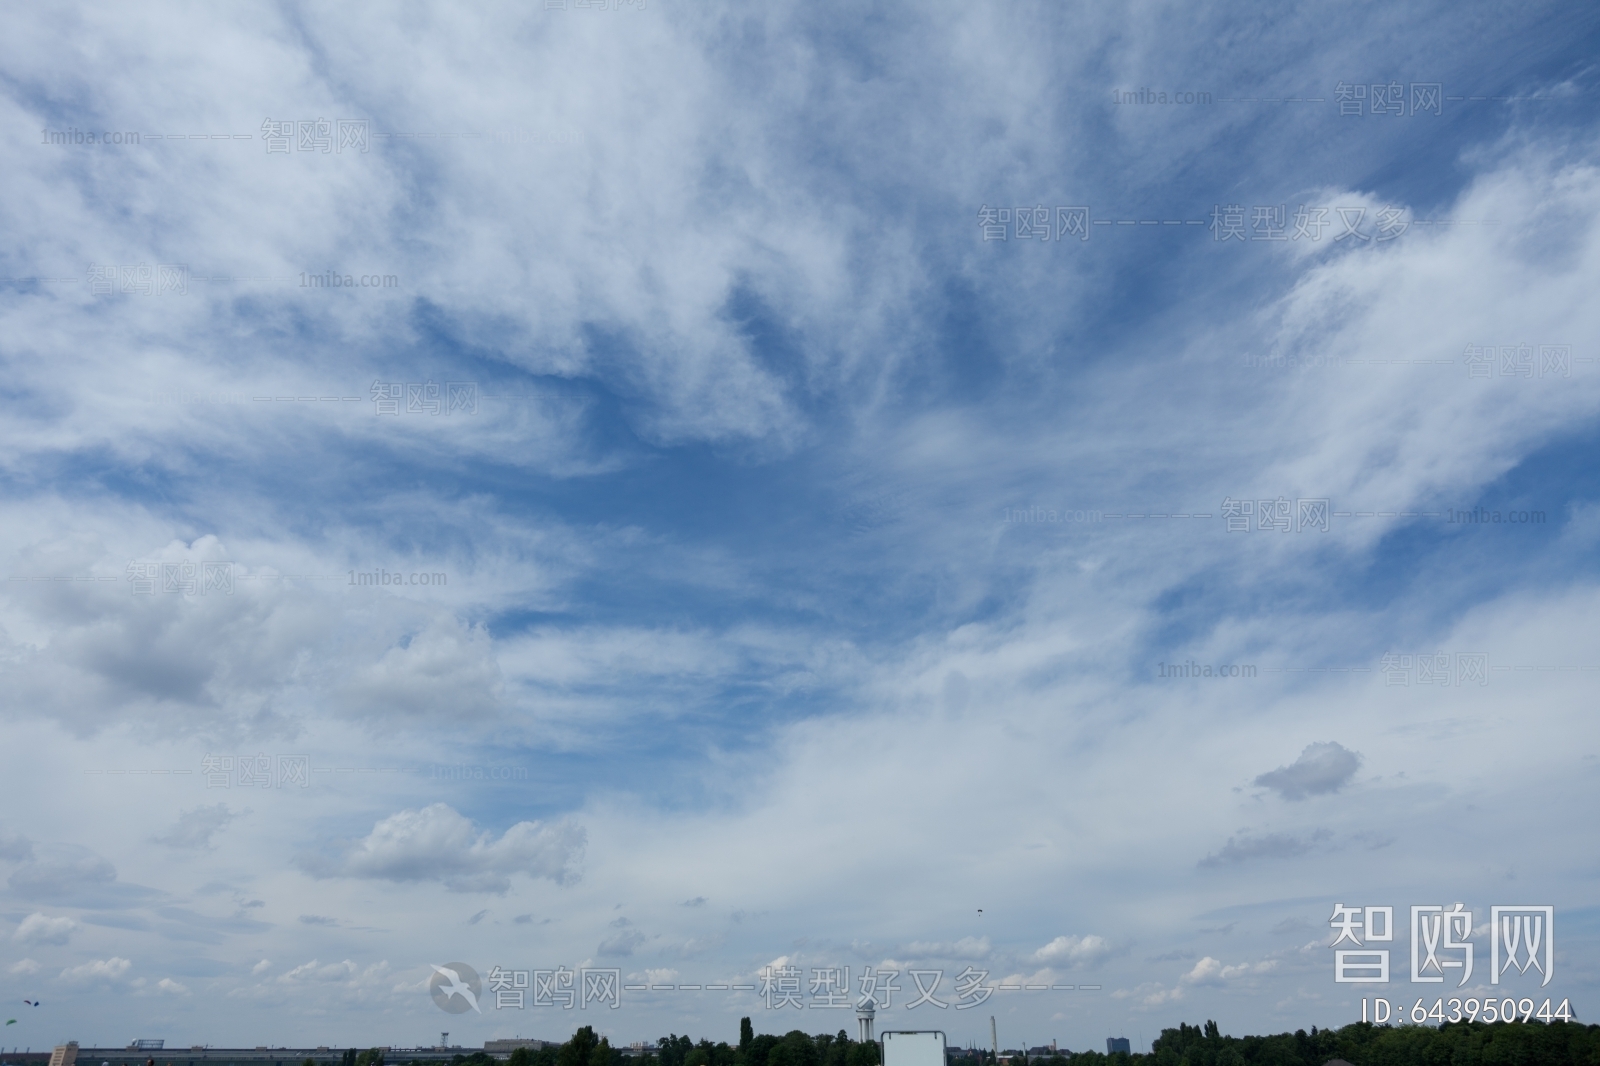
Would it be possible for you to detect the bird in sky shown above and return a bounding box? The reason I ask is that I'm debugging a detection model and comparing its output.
[428,964,481,1013]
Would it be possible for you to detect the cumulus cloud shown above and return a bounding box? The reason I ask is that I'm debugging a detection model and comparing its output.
[151,803,238,849]
[278,959,359,983]
[156,977,189,995]
[1114,981,1185,1008]
[13,912,79,945]
[300,803,584,893]
[1116,956,1278,1009]
[60,956,132,983]
[626,967,680,985]
[1180,957,1278,986]
[1253,742,1362,800]
[337,616,504,720]
[9,958,40,975]
[1033,934,1110,967]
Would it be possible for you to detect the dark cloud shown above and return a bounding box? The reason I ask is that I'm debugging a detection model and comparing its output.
[151,804,239,849]
[597,930,646,956]
[1199,829,1333,867]
[0,833,33,862]
[1254,742,1362,800]
[8,844,159,908]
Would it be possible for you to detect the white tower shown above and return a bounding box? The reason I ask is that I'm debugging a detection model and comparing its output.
[856,997,877,1043]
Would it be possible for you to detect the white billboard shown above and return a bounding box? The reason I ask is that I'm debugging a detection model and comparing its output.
[881,1031,947,1066]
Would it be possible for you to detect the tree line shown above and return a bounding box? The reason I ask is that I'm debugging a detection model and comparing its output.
[344,1016,1600,1066]
[1028,1019,1600,1066]
[496,1020,882,1066]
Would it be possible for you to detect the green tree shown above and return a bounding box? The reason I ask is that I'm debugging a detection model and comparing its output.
[658,1035,694,1066]
[817,1033,848,1066]
[843,1043,878,1066]
[560,1028,599,1066]
[744,1034,779,1066]
[509,1048,532,1066]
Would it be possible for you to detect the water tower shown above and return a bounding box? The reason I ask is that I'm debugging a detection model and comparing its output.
[856,997,877,1043]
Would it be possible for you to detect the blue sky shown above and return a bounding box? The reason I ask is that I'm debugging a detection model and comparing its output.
[3,0,1600,1055]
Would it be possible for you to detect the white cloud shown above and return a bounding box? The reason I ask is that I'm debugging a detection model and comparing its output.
[1181,957,1278,987]
[156,977,189,995]
[905,936,991,960]
[302,803,584,893]
[337,616,504,721]
[8,958,40,975]
[1123,982,1185,1008]
[1033,934,1110,967]
[0,0,1595,1048]
[14,913,79,946]
[626,967,680,985]
[278,959,359,983]
[251,959,272,975]
[59,956,132,983]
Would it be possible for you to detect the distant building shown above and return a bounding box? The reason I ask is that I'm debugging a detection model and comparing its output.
[483,1043,548,1055]
[56,1048,484,1066]
[1105,1039,1130,1056]
[50,1045,81,1066]
[132,1044,164,1053]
